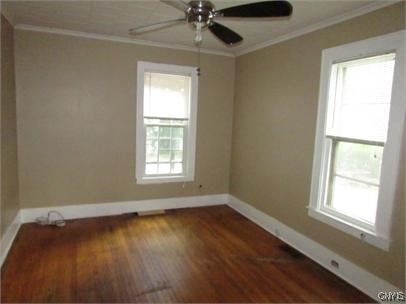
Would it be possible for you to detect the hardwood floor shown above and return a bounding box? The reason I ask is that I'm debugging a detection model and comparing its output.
[1,205,373,303]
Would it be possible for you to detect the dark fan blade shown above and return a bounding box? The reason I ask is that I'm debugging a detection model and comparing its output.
[160,0,189,12]
[129,18,185,35]
[216,1,292,18]
[209,22,243,45]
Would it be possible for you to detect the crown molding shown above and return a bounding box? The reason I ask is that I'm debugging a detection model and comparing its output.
[11,1,399,58]
[14,24,235,58]
[1,6,15,26]
[235,0,400,57]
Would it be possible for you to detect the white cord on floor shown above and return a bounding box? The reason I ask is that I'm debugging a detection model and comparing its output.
[35,210,66,227]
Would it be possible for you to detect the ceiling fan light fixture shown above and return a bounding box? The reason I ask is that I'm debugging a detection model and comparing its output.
[194,22,203,45]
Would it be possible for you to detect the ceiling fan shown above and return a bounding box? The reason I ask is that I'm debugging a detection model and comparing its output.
[128,0,293,46]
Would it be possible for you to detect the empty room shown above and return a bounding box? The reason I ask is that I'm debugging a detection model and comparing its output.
[1,0,405,302]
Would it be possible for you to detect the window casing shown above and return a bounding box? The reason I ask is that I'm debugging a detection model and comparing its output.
[136,62,198,184]
[309,30,405,250]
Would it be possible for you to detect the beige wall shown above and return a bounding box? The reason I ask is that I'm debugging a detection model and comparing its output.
[14,30,235,208]
[1,15,19,237]
[230,3,405,288]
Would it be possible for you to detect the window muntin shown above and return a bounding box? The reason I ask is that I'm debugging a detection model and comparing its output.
[136,62,197,184]
[322,54,396,229]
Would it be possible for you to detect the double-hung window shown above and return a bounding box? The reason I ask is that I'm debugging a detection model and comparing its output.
[136,62,198,184]
[309,30,405,250]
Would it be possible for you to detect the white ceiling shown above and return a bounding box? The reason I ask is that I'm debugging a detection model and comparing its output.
[3,0,394,55]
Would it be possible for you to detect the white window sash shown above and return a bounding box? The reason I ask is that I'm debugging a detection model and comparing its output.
[144,124,187,177]
[322,137,381,231]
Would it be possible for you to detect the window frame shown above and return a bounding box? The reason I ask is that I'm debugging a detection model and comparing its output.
[309,30,405,251]
[136,61,198,184]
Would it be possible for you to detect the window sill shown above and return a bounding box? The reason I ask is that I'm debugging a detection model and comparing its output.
[136,175,193,185]
[308,207,390,251]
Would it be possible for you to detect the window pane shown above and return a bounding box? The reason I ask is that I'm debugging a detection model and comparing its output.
[171,138,183,150]
[327,54,395,142]
[171,127,183,138]
[146,163,158,175]
[159,150,170,162]
[159,127,171,138]
[334,141,383,185]
[146,139,158,162]
[171,150,183,162]
[171,163,183,174]
[159,139,170,150]
[144,72,191,119]
[146,126,158,138]
[158,163,171,174]
[329,176,378,224]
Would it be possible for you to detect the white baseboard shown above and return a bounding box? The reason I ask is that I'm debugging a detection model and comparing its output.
[228,194,401,301]
[20,194,228,223]
[0,211,21,267]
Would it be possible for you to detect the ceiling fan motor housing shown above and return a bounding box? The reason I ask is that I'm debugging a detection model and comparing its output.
[186,1,216,27]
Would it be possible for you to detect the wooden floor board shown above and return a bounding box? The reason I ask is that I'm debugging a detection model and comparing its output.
[1,205,373,303]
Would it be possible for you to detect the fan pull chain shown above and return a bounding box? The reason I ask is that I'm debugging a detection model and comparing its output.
[197,46,201,77]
